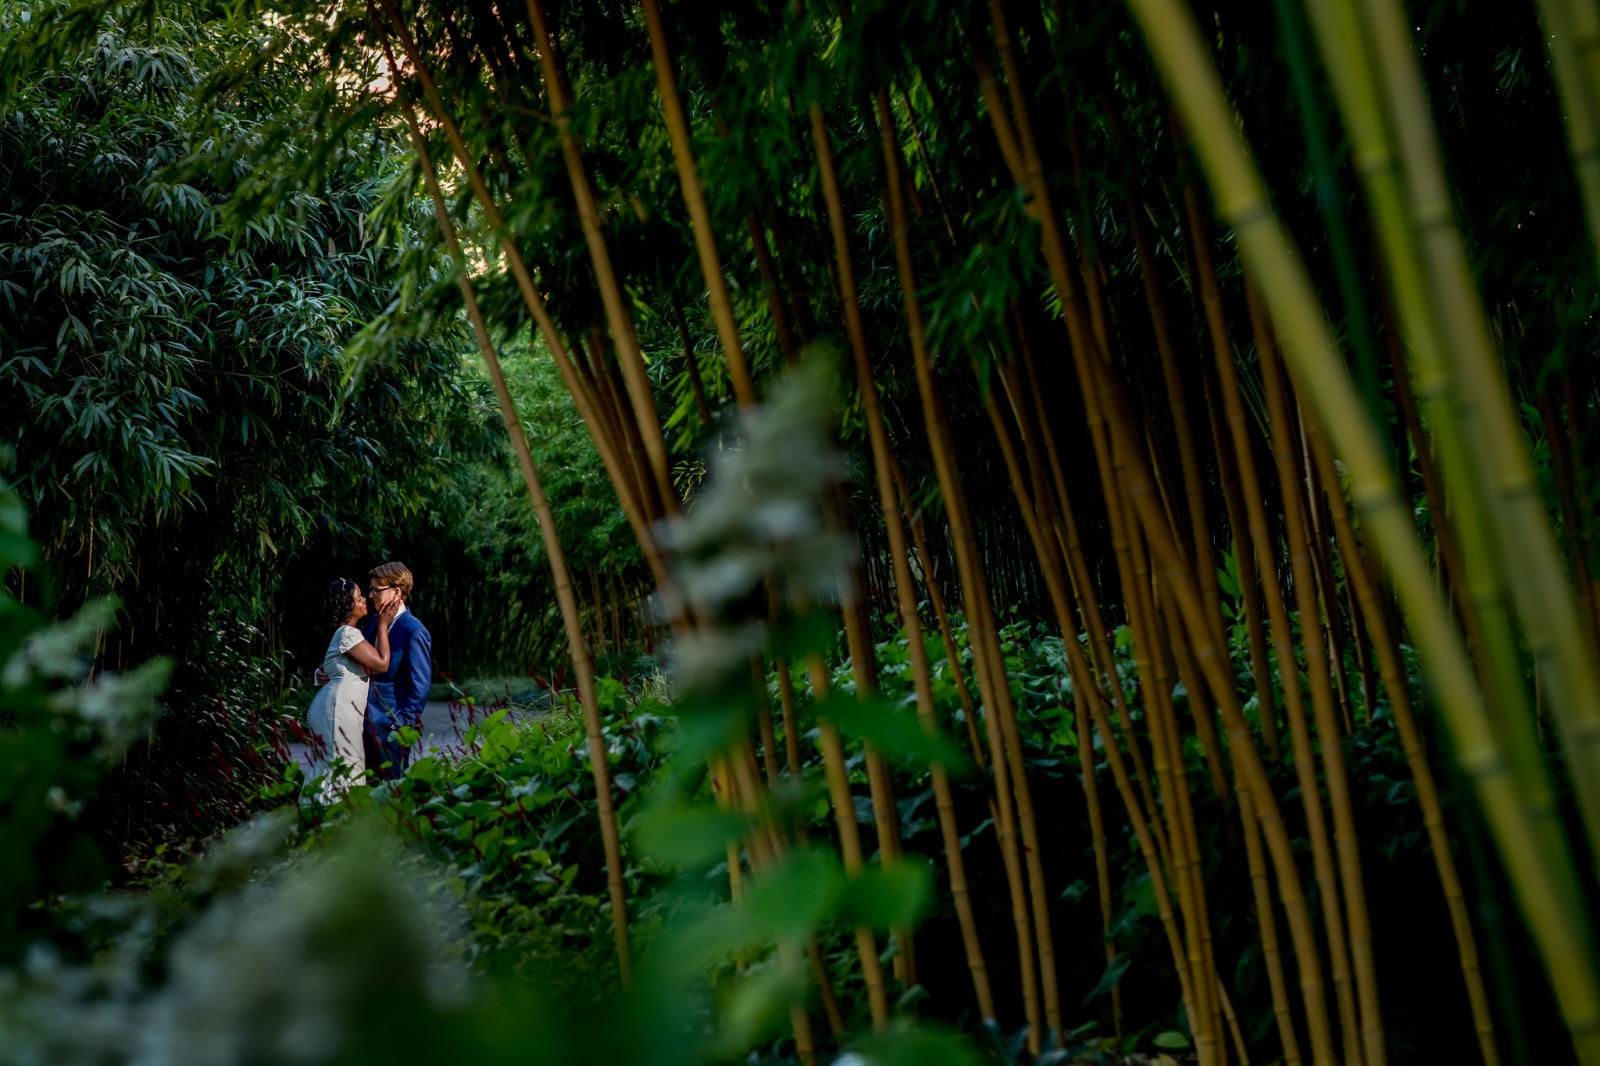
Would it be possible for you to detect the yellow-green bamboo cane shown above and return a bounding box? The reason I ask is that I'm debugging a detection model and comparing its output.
[1549,0,1600,267]
[1304,20,1595,1049]
[1300,0,1569,933]
[1356,0,1600,856]
[1305,417,1500,1066]
[1120,0,1600,1056]
[1529,0,1600,278]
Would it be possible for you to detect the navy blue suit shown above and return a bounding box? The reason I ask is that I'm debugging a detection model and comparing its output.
[360,608,432,780]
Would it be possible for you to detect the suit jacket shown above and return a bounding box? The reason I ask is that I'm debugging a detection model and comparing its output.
[361,608,432,736]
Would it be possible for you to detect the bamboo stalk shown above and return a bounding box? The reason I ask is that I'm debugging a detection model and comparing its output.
[524,0,679,513]
[1144,584,1223,1058]
[1358,0,1600,859]
[988,351,1128,1034]
[1305,408,1500,1066]
[982,376,1202,1043]
[1540,387,1600,654]
[878,83,1044,1045]
[402,100,632,986]
[866,60,1071,1023]
[1536,0,1600,273]
[1305,0,1542,794]
[804,98,920,990]
[752,657,782,788]
[1202,365,1279,759]
[1181,181,1300,773]
[977,17,1235,1052]
[1180,181,1361,1060]
[1121,0,1600,1054]
[974,43,1337,1046]
[1305,16,1600,1050]
[1562,371,1600,642]
[1295,429,1358,733]
[1161,586,1229,801]
[1016,325,1171,866]
[610,569,624,658]
[1382,323,1480,661]
[892,457,989,774]
[1250,282,1384,1065]
[776,658,802,778]
[767,585,805,780]
[591,568,608,659]
[805,651,891,1030]
[640,0,758,409]
[369,2,673,598]
[1127,197,1228,662]
[993,358,1133,1009]
[668,288,716,429]
[586,330,665,528]
[809,86,1001,1020]
[1239,769,1304,1065]
[1077,685,1124,1038]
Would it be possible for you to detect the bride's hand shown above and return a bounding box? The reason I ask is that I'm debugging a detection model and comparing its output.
[379,599,402,624]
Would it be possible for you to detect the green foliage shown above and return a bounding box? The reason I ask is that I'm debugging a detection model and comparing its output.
[9,0,1596,1060]
[1,8,483,596]
[0,477,967,1065]
[0,478,168,954]
[0,3,645,845]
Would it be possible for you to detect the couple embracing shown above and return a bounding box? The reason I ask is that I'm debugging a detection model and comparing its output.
[305,561,432,791]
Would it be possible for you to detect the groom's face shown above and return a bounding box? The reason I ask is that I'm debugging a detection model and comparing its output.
[370,583,399,609]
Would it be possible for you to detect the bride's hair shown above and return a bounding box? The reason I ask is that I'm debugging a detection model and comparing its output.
[324,577,359,630]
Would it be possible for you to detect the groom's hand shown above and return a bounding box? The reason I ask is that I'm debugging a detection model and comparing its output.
[314,668,329,685]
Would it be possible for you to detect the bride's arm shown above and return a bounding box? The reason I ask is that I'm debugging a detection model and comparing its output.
[346,612,394,673]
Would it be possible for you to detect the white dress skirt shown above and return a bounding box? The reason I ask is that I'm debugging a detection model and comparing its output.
[305,624,369,792]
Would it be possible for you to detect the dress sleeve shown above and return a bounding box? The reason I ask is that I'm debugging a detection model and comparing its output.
[337,625,365,655]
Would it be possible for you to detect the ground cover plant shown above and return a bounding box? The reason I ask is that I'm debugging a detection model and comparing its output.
[7,0,1600,1063]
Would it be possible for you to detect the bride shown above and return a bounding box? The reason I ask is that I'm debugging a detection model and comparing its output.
[306,577,399,794]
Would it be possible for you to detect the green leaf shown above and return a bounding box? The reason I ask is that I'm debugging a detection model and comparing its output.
[745,847,844,940]
[630,802,749,869]
[837,857,934,930]
[1083,952,1131,1005]
[714,957,808,1056]
[1154,1030,1192,1049]
[819,695,970,772]
[1124,870,1158,917]
[768,612,838,661]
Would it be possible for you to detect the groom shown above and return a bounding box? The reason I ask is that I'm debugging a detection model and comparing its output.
[359,561,433,780]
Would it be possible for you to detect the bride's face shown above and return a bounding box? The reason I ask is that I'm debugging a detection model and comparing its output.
[350,588,369,622]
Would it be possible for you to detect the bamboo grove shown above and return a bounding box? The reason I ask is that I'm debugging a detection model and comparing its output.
[198,0,1600,1061]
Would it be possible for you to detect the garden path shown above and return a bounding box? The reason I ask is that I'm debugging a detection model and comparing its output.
[287,699,513,774]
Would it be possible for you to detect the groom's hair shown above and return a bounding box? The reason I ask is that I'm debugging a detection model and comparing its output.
[369,561,414,600]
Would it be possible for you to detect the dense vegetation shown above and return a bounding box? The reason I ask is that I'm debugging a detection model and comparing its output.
[6,0,1600,1063]
[0,8,639,845]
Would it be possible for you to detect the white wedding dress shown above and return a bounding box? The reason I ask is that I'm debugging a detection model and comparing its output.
[305,624,368,792]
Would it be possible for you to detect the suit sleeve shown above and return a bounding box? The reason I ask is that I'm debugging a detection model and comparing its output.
[397,621,432,726]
